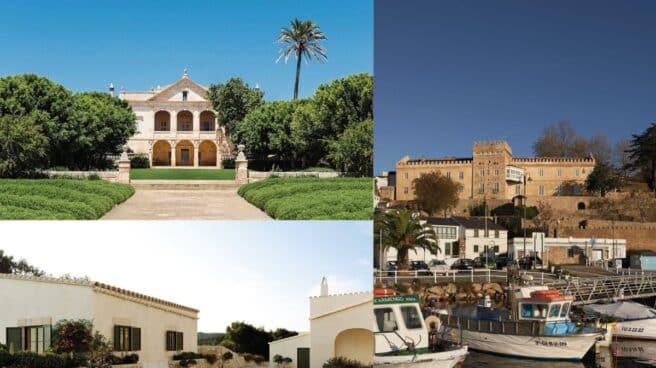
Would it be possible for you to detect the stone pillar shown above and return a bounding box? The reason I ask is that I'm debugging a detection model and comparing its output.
[171,111,177,134]
[216,140,223,169]
[193,110,200,133]
[193,140,199,168]
[170,141,177,167]
[117,151,131,184]
[235,144,248,184]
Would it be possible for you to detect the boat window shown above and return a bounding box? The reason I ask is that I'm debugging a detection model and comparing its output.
[374,307,398,332]
[560,303,570,318]
[548,304,561,318]
[400,306,423,329]
[521,303,547,319]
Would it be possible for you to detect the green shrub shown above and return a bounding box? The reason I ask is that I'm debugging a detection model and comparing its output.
[202,353,218,364]
[9,352,67,368]
[322,356,371,368]
[172,352,202,360]
[122,353,139,364]
[130,155,150,169]
[222,158,236,169]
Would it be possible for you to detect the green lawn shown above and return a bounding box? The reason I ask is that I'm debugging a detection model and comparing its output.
[0,179,135,220]
[130,168,236,180]
[238,176,373,220]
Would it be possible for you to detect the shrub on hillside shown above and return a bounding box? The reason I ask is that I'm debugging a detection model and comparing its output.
[322,357,371,368]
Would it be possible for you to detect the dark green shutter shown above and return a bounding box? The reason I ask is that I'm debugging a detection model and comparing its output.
[43,325,51,352]
[176,332,183,350]
[6,327,22,353]
[297,348,310,368]
[113,326,121,351]
[131,327,141,351]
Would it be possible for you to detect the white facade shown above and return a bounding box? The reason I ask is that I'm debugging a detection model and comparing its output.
[509,236,627,261]
[268,280,372,368]
[118,70,233,168]
[461,227,508,260]
[0,274,198,368]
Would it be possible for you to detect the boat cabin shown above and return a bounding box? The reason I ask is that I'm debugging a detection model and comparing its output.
[373,293,430,355]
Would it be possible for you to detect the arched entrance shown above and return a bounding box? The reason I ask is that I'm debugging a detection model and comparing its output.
[175,140,194,166]
[200,111,216,132]
[577,202,586,210]
[152,140,172,166]
[334,329,373,364]
[199,140,217,166]
[154,111,171,131]
[177,111,193,131]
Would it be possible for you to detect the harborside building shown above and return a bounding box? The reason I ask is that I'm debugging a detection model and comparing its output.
[116,69,233,168]
[395,141,595,205]
[0,274,198,368]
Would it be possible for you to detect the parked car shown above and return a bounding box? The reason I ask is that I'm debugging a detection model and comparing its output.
[428,259,450,275]
[495,255,510,269]
[518,256,543,269]
[386,260,398,276]
[451,258,474,270]
[410,260,432,276]
[473,256,496,268]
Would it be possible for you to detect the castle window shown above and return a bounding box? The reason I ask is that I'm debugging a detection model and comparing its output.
[403,187,408,194]
[459,171,464,180]
[494,169,499,176]
[515,184,521,195]
[557,169,562,177]
[446,172,451,178]
[539,168,544,177]
[404,172,408,179]
[576,168,580,176]
[539,185,545,196]
[478,183,484,194]
[492,182,499,193]
[182,91,188,101]
[480,169,485,177]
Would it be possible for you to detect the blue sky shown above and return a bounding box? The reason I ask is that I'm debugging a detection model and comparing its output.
[0,0,372,100]
[0,221,372,332]
[375,0,656,173]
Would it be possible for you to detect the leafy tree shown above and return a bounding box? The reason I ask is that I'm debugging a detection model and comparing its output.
[412,171,462,216]
[270,328,298,341]
[329,119,373,176]
[67,92,136,169]
[0,249,44,276]
[587,134,612,164]
[614,137,633,175]
[207,78,264,135]
[276,18,327,99]
[627,122,656,192]
[220,322,272,360]
[532,121,611,161]
[0,114,48,177]
[376,209,437,270]
[273,354,284,367]
[586,161,623,197]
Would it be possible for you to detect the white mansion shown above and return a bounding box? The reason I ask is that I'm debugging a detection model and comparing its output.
[115,69,233,168]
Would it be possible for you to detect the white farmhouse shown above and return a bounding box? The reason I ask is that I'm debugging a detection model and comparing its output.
[268,278,372,368]
[0,274,198,368]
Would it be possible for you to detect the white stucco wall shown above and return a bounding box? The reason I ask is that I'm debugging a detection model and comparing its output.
[309,293,372,368]
[0,276,95,346]
[92,290,198,368]
[268,333,310,368]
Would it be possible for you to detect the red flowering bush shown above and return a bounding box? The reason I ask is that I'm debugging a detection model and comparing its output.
[52,319,93,354]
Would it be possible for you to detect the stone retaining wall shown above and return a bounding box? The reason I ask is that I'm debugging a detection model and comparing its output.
[44,170,120,182]
[248,171,340,181]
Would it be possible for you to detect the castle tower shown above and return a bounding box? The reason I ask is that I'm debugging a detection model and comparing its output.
[471,140,513,201]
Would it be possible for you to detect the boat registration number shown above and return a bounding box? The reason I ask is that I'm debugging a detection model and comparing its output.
[534,340,567,347]
[621,327,645,333]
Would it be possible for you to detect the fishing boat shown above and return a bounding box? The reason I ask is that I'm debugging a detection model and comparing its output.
[373,289,468,368]
[438,285,604,361]
[583,301,656,340]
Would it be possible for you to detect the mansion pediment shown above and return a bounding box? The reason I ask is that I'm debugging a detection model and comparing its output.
[148,77,209,102]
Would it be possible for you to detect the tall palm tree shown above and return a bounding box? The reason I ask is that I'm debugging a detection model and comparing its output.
[276,18,327,99]
[377,210,438,270]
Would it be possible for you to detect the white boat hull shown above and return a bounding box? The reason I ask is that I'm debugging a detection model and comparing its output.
[373,346,468,368]
[612,318,656,340]
[441,327,599,360]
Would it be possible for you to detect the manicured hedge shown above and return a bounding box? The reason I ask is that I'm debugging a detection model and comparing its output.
[0,179,134,220]
[238,177,372,220]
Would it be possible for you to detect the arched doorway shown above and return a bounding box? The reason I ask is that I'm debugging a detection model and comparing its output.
[175,140,194,166]
[200,111,216,132]
[334,329,373,364]
[177,111,193,131]
[199,140,217,166]
[154,111,171,131]
[152,140,172,166]
[577,202,586,210]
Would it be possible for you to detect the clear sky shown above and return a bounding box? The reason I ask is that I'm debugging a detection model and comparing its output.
[375,0,656,173]
[0,0,372,100]
[0,221,372,333]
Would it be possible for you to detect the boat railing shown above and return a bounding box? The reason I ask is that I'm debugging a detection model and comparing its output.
[373,268,555,285]
[439,314,550,336]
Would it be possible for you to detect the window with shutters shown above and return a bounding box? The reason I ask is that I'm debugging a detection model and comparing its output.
[166,331,184,351]
[114,325,141,351]
[5,325,51,353]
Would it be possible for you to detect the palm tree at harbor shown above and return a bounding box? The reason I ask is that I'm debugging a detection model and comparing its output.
[276,18,327,99]
[377,209,438,271]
